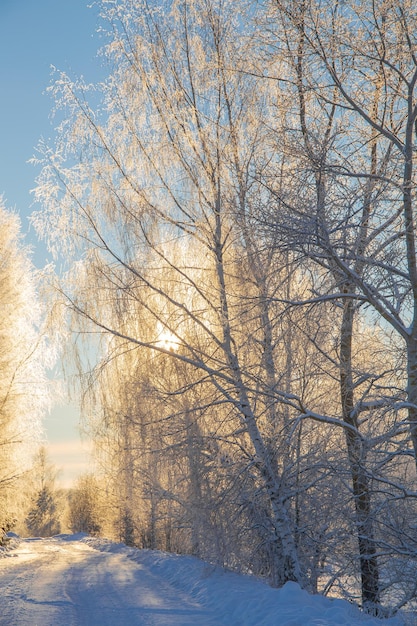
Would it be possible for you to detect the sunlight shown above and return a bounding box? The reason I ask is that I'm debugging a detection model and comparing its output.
[155,322,180,352]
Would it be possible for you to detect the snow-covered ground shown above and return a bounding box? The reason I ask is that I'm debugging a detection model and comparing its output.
[0,534,411,625]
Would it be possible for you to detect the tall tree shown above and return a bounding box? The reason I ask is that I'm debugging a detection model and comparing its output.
[31,0,417,614]
[0,201,52,533]
[32,0,339,588]
[260,0,417,612]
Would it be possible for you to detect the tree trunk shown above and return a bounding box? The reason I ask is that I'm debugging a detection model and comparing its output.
[214,194,303,587]
[406,336,417,466]
[340,292,380,612]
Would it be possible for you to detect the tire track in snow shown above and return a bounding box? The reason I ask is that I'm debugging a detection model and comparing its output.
[0,537,223,625]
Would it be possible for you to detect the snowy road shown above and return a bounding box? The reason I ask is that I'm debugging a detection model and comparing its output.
[0,535,407,626]
[0,536,221,626]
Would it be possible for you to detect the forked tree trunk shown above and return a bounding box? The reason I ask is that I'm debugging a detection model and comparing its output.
[214,200,303,588]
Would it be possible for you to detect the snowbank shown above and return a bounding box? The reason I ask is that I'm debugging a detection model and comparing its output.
[0,532,21,558]
[83,536,408,625]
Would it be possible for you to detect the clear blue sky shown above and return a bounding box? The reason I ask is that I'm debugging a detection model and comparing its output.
[0,0,103,264]
[0,0,105,486]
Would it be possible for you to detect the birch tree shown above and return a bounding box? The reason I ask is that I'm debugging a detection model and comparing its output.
[260,0,417,612]
[0,201,52,533]
[31,0,417,612]
[31,0,346,588]
[269,0,417,467]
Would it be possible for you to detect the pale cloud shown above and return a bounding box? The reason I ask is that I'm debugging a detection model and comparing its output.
[47,439,94,489]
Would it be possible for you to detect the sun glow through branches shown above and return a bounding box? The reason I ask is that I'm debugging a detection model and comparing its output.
[155,322,180,352]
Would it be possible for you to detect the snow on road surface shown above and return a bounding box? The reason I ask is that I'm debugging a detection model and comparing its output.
[0,535,218,625]
[0,534,410,625]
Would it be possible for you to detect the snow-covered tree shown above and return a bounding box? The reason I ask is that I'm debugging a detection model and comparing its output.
[68,474,102,536]
[26,487,60,537]
[0,202,52,534]
[25,447,61,537]
[257,0,417,612]
[33,0,319,587]
[30,0,417,615]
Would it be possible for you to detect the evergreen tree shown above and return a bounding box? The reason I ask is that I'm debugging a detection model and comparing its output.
[25,447,61,537]
[26,485,60,537]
